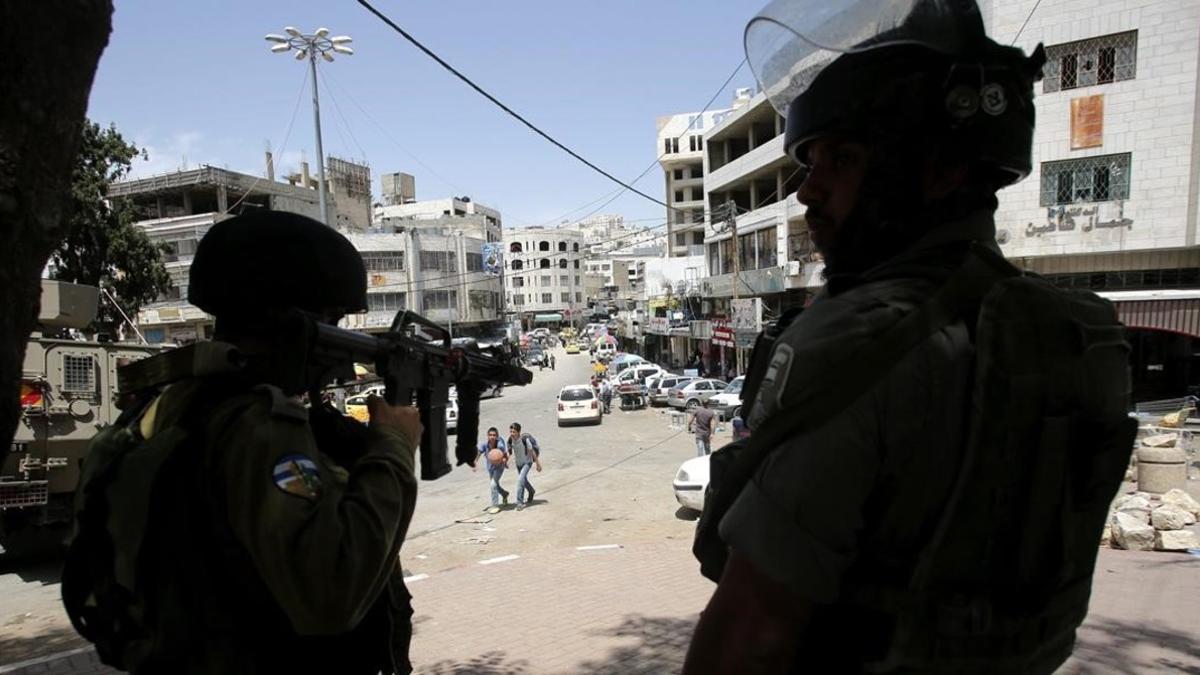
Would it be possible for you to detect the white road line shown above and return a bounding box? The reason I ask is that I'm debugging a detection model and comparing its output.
[478,554,520,565]
[576,544,623,551]
[403,573,429,583]
[0,646,95,674]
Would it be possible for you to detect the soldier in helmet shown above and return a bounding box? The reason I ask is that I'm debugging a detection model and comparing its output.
[684,1,1054,673]
[66,211,423,674]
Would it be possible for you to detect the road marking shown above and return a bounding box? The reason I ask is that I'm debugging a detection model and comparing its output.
[0,646,95,674]
[478,554,520,565]
[404,573,429,583]
[577,544,623,551]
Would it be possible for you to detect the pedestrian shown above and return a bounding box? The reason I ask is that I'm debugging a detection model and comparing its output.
[600,377,613,414]
[508,422,542,510]
[688,405,715,457]
[684,3,1131,674]
[63,212,423,674]
[475,426,509,514]
[549,352,556,371]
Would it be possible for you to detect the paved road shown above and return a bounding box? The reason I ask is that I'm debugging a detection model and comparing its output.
[0,347,707,665]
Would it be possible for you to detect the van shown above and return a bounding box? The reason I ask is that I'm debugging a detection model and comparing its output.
[594,341,616,362]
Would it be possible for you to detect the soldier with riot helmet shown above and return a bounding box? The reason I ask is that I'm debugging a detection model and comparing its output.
[687,1,1133,673]
[63,211,423,674]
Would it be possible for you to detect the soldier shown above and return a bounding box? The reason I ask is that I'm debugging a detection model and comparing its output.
[685,1,1127,673]
[64,211,423,674]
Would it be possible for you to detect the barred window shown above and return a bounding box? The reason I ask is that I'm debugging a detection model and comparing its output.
[1040,153,1131,206]
[541,293,553,304]
[422,290,457,310]
[367,292,406,312]
[512,276,524,288]
[62,354,96,393]
[512,294,525,306]
[561,292,571,303]
[363,251,405,272]
[466,252,483,272]
[469,290,495,308]
[1043,31,1137,93]
[419,250,457,272]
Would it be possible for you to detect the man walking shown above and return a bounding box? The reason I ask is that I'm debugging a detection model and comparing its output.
[507,422,542,511]
[688,405,715,457]
[475,427,509,514]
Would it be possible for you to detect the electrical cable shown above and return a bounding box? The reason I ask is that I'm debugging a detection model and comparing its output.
[318,66,371,164]
[221,66,309,215]
[1011,0,1043,44]
[356,0,673,210]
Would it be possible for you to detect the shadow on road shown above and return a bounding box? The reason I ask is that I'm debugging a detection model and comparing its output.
[419,650,531,674]
[0,623,87,668]
[577,614,695,674]
[1061,616,1200,674]
[0,555,64,585]
[673,506,699,522]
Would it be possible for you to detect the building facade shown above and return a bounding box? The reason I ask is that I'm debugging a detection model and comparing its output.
[656,101,740,258]
[502,227,587,328]
[375,196,502,243]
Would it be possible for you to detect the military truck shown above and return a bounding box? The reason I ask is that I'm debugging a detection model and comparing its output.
[1,281,167,552]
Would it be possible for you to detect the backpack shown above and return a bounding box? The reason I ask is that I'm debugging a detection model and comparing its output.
[694,244,1135,672]
[521,433,541,456]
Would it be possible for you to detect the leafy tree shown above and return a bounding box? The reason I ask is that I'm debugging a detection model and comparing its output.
[50,121,172,337]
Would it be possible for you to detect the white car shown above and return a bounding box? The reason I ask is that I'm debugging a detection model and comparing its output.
[557,385,603,426]
[673,454,710,512]
[445,398,459,433]
[705,376,746,420]
[613,364,665,388]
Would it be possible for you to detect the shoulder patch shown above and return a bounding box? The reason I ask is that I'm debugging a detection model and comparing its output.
[272,453,322,500]
[252,384,309,422]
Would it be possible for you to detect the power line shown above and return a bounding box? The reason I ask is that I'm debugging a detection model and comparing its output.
[1011,0,1043,44]
[221,66,310,215]
[357,0,673,210]
[318,66,371,163]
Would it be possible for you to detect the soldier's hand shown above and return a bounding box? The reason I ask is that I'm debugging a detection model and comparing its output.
[366,395,422,449]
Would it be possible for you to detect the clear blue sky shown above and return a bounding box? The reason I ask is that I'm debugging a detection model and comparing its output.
[87,0,763,229]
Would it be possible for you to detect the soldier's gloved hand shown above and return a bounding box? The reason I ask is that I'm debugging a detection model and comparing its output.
[366,395,423,451]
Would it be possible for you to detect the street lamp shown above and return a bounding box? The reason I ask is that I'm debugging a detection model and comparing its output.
[265,27,354,226]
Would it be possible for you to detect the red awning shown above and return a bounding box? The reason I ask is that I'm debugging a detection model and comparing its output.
[1115,299,1200,338]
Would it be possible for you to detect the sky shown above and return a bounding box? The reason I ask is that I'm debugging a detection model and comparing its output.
[87,0,765,230]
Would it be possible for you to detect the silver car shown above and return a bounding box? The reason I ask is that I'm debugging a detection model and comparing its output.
[649,375,695,406]
[666,378,727,410]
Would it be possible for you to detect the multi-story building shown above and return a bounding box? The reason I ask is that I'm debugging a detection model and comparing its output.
[656,99,742,258]
[986,0,1200,400]
[375,195,502,243]
[502,227,587,329]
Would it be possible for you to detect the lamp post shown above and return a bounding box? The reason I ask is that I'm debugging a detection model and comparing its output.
[265,27,354,226]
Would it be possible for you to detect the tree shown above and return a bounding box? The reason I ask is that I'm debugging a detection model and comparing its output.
[0,3,114,454]
[51,122,172,337]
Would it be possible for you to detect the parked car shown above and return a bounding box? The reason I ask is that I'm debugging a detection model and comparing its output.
[557,385,603,426]
[345,392,459,433]
[667,378,727,410]
[526,348,546,366]
[649,375,696,406]
[705,376,746,419]
[673,454,710,513]
[614,364,665,388]
[610,353,648,373]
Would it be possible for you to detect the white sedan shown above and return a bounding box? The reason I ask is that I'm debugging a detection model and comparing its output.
[557,385,603,426]
[673,454,710,512]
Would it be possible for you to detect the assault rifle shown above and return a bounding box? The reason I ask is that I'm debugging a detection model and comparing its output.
[308,310,532,480]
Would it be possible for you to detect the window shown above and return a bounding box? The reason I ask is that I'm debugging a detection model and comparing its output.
[689,136,697,152]
[1039,153,1131,206]
[540,258,551,269]
[561,292,571,302]
[559,275,569,286]
[512,259,524,270]
[673,168,684,180]
[559,258,568,269]
[575,292,582,302]
[469,289,495,308]
[758,227,778,268]
[422,290,457,310]
[512,276,524,287]
[558,241,567,252]
[367,292,406,312]
[674,190,684,202]
[419,250,457,272]
[672,137,679,153]
[539,241,550,252]
[573,259,580,269]
[1043,31,1137,93]
[664,138,672,154]
[675,233,687,246]
[512,294,525,306]
[573,243,580,252]
[692,231,704,245]
[691,187,704,202]
[466,252,483,272]
[541,293,553,304]
[62,354,96,393]
[575,275,580,285]
[163,237,199,263]
[362,251,405,272]
[560,388,594,401]
[720,239,732,275]
[688,114,704,131]
[540,275,552,286]
[739,231,756,271]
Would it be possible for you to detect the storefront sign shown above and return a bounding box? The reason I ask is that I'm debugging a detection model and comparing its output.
[731,298,762,332]
[1070,94,1104,150]
[712,319,735,347]
[647,317,670,335]
[690,320,712,339]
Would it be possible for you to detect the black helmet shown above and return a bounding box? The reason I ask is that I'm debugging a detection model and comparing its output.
[746,0,1045,187]
[189,211,367,318]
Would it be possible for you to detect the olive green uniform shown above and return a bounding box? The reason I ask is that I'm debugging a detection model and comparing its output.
[123,370,417,674]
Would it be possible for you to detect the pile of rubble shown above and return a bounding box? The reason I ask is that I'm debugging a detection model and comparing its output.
[1105,488,1200,552]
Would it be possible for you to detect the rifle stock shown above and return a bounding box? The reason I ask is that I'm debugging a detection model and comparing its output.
[309,311,532,480]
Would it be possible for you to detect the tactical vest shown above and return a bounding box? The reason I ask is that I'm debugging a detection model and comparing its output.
[62,373,410,674]
[695,243,1135,673]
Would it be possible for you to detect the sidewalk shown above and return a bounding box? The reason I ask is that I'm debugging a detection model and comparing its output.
[5,543,1197,674]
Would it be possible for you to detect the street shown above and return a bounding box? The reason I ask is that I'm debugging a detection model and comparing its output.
[2,346,1200,673]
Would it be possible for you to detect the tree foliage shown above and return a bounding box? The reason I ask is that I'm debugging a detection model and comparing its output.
[51,121,172,337]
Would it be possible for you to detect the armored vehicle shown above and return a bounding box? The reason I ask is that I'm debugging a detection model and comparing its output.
[1,281,167,551]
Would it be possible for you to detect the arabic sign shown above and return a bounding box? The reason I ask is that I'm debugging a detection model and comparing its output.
[731,298,762,332]
[712,319,734,347]
[1071,95,1104,150]
[481,243,502,277]
[647,317,670,335]
[1025,201,1133,238]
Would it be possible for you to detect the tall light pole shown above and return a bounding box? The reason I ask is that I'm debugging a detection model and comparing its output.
[265,27,353,226]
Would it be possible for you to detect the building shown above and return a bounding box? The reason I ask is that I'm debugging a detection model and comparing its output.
[985,0,1200,400]
[502,227,587,329]
[656,96,745,258]
[375,195,502,243]
[342,229,503,337]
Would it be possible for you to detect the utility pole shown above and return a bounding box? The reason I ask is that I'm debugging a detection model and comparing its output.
[725,202,743,376]
[307,50,329,226]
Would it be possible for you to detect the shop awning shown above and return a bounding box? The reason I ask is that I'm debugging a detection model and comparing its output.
[1102,291,1200,338]
[534,313,564,323]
